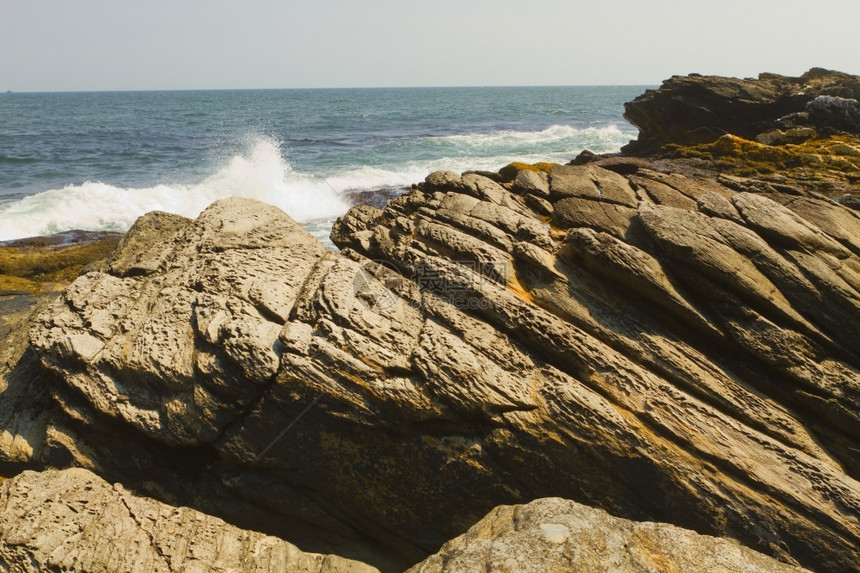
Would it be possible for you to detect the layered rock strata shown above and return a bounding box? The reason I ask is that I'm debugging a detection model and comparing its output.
[14,157,860,571]
[623,67,860,153]
[622,68,860,202]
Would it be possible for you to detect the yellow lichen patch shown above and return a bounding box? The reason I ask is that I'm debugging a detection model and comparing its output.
[336,369,374,393]
[0,235,121,287]
[357,355,385,372]
[549,225,567,242]
[668,134,860,182]
[498,161,559,181]
[0,274,41,294]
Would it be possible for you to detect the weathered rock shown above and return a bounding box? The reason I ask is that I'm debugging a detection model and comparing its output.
[16,169,860,572]
[326,167,860,572]
[512,169,550,198]
[18,199,408,571]
[2,67,860,573]
[0,232,123,474]
[623,67,860,154]
[551,197,636,239]
[30,199,328,447]
[0,467,378,573]
[550,164,638,207]
[102,211,189,277]
[407,497,810,573]
[807,94,860,133]
[619,68,860,200]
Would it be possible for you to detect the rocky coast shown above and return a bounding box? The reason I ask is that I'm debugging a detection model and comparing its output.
[1,68,858,572]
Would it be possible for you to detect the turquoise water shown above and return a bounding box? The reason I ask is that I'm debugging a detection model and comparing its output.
[0,86,645,242]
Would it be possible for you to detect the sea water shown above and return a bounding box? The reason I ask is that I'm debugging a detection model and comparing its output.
[0,86,645,244]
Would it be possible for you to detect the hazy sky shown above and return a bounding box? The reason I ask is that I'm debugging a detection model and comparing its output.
[2,0,859,91]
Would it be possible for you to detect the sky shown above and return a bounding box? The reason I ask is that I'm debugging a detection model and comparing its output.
[2,0,859,92]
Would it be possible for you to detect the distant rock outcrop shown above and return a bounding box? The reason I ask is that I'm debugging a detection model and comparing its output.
[407,497,810,573]
[622,67,860,154]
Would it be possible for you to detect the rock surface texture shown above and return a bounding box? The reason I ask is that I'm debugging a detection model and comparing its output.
[407,497,810,573]
[1,70,859,573]
[0,467,379,573]
[16,163,860,571]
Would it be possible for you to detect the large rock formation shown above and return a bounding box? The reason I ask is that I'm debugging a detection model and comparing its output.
[1,72,860,572]
[0,467,378,572]
[407,497,809,573]
[10,156,858,571]
[620,68,860,203]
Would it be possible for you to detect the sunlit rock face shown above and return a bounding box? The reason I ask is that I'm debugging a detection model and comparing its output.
[3,70,860,572]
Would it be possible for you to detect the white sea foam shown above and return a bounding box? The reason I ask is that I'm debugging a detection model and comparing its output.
[325,125,636,192]
[0,124,635,242]
[427,124,635,159]
[0,138,349,241]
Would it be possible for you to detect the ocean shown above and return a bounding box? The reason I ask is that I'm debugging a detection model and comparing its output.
[0,86,645,245]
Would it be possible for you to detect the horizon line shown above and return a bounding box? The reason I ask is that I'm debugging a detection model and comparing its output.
[2,83,658,96]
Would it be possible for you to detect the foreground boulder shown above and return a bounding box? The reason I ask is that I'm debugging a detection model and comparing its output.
[407,497,809,573]
[0,468,378,572]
